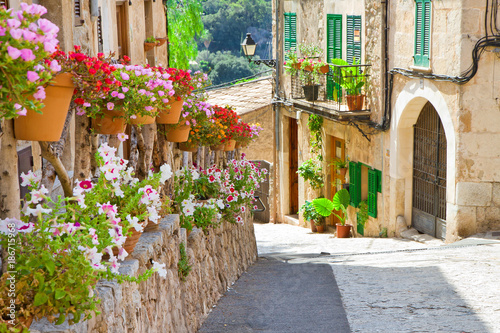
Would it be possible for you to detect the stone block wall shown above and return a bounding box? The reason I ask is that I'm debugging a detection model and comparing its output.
[31,214,258,333]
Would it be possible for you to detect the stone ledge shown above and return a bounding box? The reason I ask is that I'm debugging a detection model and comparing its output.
[31,213,257,333]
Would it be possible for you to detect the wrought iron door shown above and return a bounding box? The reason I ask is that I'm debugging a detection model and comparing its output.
[412,102,447,239]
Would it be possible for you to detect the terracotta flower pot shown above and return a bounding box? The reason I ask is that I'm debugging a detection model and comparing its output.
[156,37,167,46]
[310,220,317,232]
[316,224,325,233]
[336,224,352,238]
[166,124,191,142]
[92,109,126,134]
[210,143,225,151]
[112,226,144,255]
[144,42,157,52]
[14,73,75,141]
[129,113,156,126]
[346,94,365,111]
[292,63,302,70]
[156,98,184,124]
[179,142,198,152]
[319,64,330,74]
[224,139,236,151]
[143,219,159,232]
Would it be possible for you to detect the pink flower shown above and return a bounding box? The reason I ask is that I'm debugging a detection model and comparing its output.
[120,72,129,80]
[38,18,59,34]
[6,19,21,28]
[14,103,27,116]
[111,91,119,97]
[27,71,39,82]
[10,28,22,39]
[145,106,153,111]
[44,40,58,53]
[0,27,5,36]
[78,179,93,191]
[117,133,129,142]
[107,102,114,110]
[33,86,46,100]
[117,93,125,99]
[20,49,35,61]
[49,60,61,72]
[227,195,235,202]
[7,46,21,60]
[122,87,129,93]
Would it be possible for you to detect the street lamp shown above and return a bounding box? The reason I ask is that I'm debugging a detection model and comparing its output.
[241,33,276,68]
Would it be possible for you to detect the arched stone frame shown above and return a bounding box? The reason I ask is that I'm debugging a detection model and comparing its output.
[390,79,456,230]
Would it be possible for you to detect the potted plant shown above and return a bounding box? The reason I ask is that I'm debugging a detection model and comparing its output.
[312,188,352,238]
[297,157,324,190]
[330,158,348,177]
[144,35,158,51]
[339,58,366,111]
[299,200,324,232]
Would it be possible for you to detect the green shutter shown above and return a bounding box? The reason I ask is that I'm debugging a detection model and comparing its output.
[347,15,362,65]
[368,169,378,218]
[284,13,297,59]
[326,14,342,101]
[376,169,382,193]
[414,0,431,67]
[349,161,361,207]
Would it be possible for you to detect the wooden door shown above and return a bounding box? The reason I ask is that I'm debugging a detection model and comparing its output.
[329,136,345,225]
[116,3,129,58]
[289,118,299,214]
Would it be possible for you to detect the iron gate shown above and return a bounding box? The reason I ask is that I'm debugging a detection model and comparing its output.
[412,102,447,239]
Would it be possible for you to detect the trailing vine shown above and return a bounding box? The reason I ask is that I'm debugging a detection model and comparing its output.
[178,242,192,281]
[308,114,323,161]
[297,158,324,189]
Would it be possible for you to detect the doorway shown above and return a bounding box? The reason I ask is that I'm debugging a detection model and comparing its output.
[329,136,345,225]
[412,102,447,239]
[289,117,299,214]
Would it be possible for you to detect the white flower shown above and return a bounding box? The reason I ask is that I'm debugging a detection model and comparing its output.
[182,203,195,216]
[109,256,120,274]
[20,170,41,187]
[147,206,160,224]
[25,204,52,216]
[152,260,167,278]
[191,169,200,180]
[27,185,49,204]
[160,164,173,183]
[117,247,129,261]
[126,215,144,232]
[216,199,225,210]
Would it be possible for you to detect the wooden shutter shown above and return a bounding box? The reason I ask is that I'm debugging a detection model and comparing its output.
[414,0,431,67]
[74,0,84,27]
[368,169,379,218]
[347,15,362,65]
[326,14,342,101]
[284,13,297,58]
[0,0,9,9]
[349,161,361,208]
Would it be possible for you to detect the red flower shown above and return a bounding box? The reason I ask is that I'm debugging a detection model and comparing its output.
[74,98,85,105]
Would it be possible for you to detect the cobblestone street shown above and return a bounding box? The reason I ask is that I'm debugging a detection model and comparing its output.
[254,223,500,333]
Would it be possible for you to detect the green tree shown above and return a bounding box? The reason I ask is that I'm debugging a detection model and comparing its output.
[165,0,205,69]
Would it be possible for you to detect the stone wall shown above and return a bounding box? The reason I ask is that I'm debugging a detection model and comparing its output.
[31,214,258,333]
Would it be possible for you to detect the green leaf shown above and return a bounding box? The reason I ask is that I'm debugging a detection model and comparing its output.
[34,293,49,306]
[312,198,334,217]
[46,260,55,275]
[332,189,350,210]
[55,289,66,300]
[55,314,66,325]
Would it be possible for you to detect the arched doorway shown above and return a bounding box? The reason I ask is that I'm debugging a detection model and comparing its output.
[412,102,447,239]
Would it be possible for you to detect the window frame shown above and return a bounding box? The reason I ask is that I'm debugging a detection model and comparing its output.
[414,0,432,67]
[346,15,362,65]
[284,12,297,59]
[349,161,380,218]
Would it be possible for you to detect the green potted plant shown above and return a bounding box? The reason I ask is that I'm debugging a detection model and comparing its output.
[298,200,324,232]
[312,188,351,238]
[297,158,324,190]
[339,58,366,111]
[144,36,158,51]
[330,158,348,177]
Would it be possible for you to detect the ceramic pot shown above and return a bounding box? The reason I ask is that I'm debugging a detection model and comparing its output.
[156,99,183,124]
[336,224,352,238]
[224,139,236,151]
[210,143,225,151]
[143,219,159,232]
[310,220,317,233]
[92,110,126,134]
[14,73,74,141]
[319,64,330,74]
[144,42,157,52]
[316,224,325,233]
[112,226,144,255]
[346,94,365,111]
[166,124,191,142]
[129,113,155,126]
[179,142,198,152]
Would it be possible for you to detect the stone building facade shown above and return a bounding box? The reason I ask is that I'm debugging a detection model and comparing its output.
[272,0,500,242]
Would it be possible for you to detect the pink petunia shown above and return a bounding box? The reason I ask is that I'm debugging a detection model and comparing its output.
[117,93,125,99]
[107,102,114,110]
[111,91,119,97]
[10,28,22,39]
[27,71,39,82]
[33,86,46,100]
[7,46,21,60]
[20,49,35,61]
[117,133,129,142]
[120,72,129,80]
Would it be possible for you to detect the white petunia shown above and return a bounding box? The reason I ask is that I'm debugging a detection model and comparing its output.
[152,260,167,278]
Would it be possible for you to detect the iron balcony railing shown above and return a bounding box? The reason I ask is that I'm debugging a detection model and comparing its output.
[290,63,371,114]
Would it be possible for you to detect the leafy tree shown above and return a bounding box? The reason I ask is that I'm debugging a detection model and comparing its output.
[165,0,205,69]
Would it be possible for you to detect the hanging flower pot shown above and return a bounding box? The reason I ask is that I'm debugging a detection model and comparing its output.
[224,139,237,151]
[166,123,191,142]
[179,142,199,152]
[302,85,320,101]
[156,37,167,46]
[129,109,156,126]
[319,64,330,74]
[156,98,184,124]
[210,143,225,151]
[91,109,126,134]
[144,42,157,52]
[14,73,75,141]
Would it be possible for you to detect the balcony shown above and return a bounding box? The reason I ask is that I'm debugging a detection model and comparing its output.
[289,63,371,118]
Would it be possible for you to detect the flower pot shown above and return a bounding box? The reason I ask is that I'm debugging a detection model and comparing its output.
[144,219,159,232]
[210,143,225,151]
[292,63,302,70]
[316,224,325,233]
[302,85,320,101]
[339,168,348,178]
[179,142,198,152]
[303,65,313,72]
[224,139,236,151]
[113,226,144,255]
[166,124,191,142]
[310,220,317,233]
[92,110,126,134]
[14,73,75,141]
[156,37,167,46]
[129,113,156,126]
[319,64,330,74]
[346,94,365,111]
[144,42,157,52]
[156,98,184,124]
[336,224,352,238]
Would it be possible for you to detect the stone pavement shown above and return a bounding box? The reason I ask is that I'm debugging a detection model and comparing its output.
[254,223,500,333]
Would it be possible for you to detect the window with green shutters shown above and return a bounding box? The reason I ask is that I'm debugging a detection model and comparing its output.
[284,13,297,60]
[326,14,342,101]
[349,161,381,218]
[414,0,431,67]
[346,15,362,65]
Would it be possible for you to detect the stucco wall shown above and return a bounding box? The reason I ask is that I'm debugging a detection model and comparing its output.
[31,214,258,333]
[239,105,274,163]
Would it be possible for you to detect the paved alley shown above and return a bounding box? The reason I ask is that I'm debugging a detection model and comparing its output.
[199,223,500,333]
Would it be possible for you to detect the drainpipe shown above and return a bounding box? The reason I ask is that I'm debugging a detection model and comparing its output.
[275,0,280,152]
